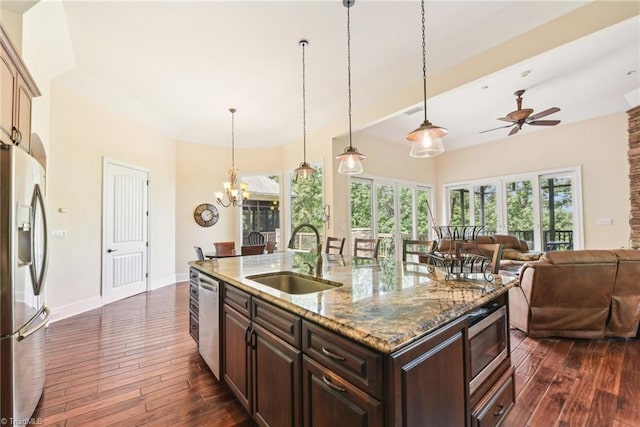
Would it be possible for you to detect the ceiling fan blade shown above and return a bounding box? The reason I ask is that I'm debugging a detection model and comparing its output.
[528,107,560,121]
[479,124,513,134]
[497,117,516,123]
[528,120,561,126]
[508,126,520,136]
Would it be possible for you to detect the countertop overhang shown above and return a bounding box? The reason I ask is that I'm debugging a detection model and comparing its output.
[189,252,517,353]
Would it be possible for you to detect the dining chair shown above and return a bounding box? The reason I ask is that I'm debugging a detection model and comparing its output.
[325,237,346,255]
[462,242,504,275]
[353,238,380,259]
[402,239,435,263]
[241,245,266,256]
[265,241,277,254]
[247,231,266,245]
[194,246,205,261]
[214,241,235,257]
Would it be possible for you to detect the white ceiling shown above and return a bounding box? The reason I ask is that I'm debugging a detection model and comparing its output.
[31,1,640,150]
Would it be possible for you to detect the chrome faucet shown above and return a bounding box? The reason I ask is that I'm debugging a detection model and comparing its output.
[288,223,323,276]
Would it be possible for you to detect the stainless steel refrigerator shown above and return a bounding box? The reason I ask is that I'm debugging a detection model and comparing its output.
[0,143,51,423]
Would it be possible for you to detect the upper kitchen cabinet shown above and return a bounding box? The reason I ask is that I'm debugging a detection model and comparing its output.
[0,24,40,153]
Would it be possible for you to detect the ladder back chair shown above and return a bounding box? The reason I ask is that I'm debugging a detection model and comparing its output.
[354,238,380,259]
[325,237,346,255]
[402,239,436,263]
[194,246,205,261]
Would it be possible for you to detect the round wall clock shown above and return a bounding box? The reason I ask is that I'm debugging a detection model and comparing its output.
[194,203,219,227]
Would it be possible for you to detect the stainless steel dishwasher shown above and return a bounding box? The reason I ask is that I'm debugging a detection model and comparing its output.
[198,273,220,380]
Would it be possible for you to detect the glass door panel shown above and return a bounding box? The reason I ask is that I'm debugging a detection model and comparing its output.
[449,187,471,226]
[242,174,281,247]
[540,174,574,251]
[473,184,497,235]
[399,186,414,240]
[416,187,432,240]
[289,167,323,251]
[350,179,373,245]
[376,183,395,259]
[505,180,535,248]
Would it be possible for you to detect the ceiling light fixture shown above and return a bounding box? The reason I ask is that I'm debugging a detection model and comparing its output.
[406,0,447,158]
[294,39,316,179]
[336,0,365,175]
[215,108,249,208]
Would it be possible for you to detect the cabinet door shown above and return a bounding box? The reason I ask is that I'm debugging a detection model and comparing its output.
[389,317,469,427]
[14,75,33,152]
[302,356,383,427]
[252,323,301,427]
[0,45,16,144]
[223,304,251,411]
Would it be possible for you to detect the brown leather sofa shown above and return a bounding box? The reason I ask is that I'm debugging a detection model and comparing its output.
[477,234,543,270]
[509,249,640,338]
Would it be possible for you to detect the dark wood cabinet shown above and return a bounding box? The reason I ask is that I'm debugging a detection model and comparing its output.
[223,303,252,411]
[302,356,383,427]
[0,25,39,152]
[389,316,469,427]
[222,283,302,426]
[252,322,301,427]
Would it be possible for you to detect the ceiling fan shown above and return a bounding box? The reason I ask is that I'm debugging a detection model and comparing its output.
[480,89,561,136]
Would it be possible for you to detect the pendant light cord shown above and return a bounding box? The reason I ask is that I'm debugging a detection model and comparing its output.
[421,0,428,124]
[347,2,353,150]
[230,108,235,172]
[302,41,307,163]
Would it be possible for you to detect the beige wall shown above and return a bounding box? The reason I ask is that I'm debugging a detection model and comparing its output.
[435,112,631,249]
[47,82,177,318]
[174,141,283,277]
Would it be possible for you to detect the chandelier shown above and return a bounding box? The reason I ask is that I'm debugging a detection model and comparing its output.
[215,108,249,207]
[406,0,447,158]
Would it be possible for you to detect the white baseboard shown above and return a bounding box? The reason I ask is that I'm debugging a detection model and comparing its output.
[49,295,103,323]
[175,272,189,283]
[149,274,179,290]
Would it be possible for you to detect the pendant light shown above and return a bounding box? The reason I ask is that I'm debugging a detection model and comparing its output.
[336,0,365,175]
[406,0,447,158]
[294,39,316,179]
[215,108,249,207]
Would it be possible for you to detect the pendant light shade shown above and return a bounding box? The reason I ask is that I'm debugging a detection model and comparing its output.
[406,0,447,158]
[295,39,316,179]
[336,0,365,175]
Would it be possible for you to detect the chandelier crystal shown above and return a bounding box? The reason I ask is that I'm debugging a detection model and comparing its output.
[215,108,249,207]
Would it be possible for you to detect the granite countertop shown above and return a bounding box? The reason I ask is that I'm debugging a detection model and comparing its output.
[189,252,517,354]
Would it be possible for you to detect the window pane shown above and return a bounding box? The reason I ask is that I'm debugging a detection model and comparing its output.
[376,183,395,258]
[540,176,574,250]
[289,167,323,250]
[242,175,281,246]
[474,185,497,235]
[449,188,470,226]
[399,186,413,238]
[416,188,431,239]
[350,180,373,239]
[505,180,534,247]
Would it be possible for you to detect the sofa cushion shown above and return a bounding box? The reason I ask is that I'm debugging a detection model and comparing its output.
[502,250,542,262]
[493,234,526,251]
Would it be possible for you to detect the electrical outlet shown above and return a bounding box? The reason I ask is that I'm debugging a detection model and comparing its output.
[596,218,613,225]
[51,230,67,239]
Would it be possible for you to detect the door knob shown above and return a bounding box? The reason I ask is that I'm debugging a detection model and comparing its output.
[107,248,117,253]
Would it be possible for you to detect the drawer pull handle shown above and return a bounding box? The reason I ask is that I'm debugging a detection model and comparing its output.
[322,376,346,393]
[493,403,505,417]
[321,347,345,361]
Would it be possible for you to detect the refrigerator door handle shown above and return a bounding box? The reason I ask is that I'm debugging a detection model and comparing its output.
[30,183,49,296]
[17,306,52,342]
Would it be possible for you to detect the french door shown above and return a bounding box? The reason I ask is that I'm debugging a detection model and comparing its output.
[444,167,582,251]
[350,177,433,259]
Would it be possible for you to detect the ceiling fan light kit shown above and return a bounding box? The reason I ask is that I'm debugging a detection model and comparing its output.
[480,89,561,136]
[405,0,447,158]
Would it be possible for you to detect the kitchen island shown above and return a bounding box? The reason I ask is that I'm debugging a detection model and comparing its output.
[189,252,518,426]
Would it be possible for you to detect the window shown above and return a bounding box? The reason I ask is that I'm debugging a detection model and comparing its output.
[289,165,324,251]
[241,174,281,246]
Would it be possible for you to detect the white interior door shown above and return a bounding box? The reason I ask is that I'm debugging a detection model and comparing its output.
[102,159,148,304]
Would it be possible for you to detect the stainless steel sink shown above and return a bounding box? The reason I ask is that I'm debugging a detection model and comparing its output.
[245,272,343,294]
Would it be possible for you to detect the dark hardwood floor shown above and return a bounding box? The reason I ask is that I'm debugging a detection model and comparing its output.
[33,283,639,426]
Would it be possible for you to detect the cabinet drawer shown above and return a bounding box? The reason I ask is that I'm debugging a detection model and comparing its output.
[252,298,301,347]
[223,283,251,317]
[189,312,199,343]
[302,320,383,399]
[473,368,515,427]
